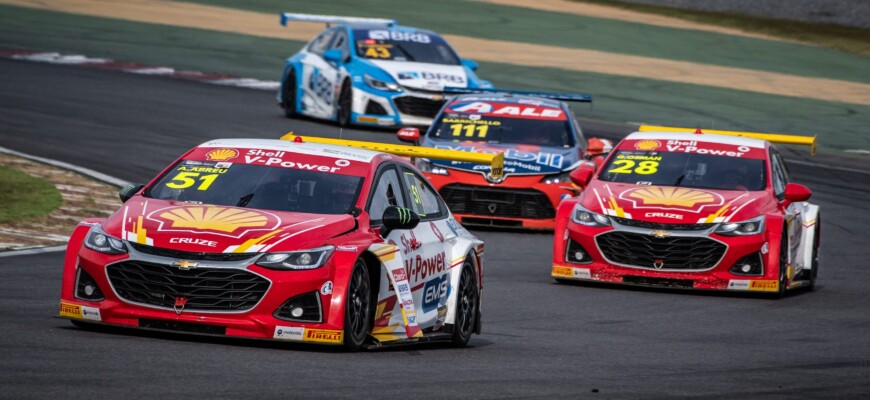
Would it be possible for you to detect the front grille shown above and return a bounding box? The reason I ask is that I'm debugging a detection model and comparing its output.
[611,217,714,231]
[596,231,725,270]
[129,243,257,262]
[441,184,555,219]
[107,261,270,312]
[461,217,523,228]
[393,96,445,118]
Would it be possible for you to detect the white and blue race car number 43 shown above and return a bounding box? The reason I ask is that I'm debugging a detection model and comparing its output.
[277,13,492,128]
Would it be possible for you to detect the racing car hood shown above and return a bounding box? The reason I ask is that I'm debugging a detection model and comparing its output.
[579,181,773,225]
[369,60,468,91]
[426,139,579,176]
[101,198,356,254]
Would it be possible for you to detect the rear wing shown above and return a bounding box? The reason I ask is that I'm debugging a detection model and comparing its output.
[443,87,592,103]
[280,13,396,27]
[280,133,504,180]
[639,125,817,156]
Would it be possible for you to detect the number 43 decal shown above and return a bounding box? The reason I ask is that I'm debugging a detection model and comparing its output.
[166,172,219,191]
[607,160,659,175]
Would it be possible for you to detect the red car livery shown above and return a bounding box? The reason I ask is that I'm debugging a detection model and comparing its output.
[59,137,493,349]
[552,127,820,296]
[399,92,610,230]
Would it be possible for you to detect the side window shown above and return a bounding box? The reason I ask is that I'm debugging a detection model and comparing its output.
[308,29,336,55]
[367,167,405,222]
[770,150,787,199]
[329,30,350,60]
[399,168,444,219]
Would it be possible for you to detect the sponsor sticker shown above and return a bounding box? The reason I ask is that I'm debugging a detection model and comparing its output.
[727,280,750,290]
[320,281,333,296]
[749,280,778,292]
[572,268,592,279]
[336,246,358,252]
[552,266,573,277]
[304,329,344,344]
[59,301,102,321]
[273,326,305,341]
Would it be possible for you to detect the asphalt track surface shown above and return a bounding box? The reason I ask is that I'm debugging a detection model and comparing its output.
[2,59,869,399]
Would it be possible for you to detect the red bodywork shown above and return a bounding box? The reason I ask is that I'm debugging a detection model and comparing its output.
[552,134,798,292]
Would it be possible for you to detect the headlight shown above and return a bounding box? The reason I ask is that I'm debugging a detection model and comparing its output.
[255,246,334,270]
[715,216,765,236]
[416,158,450,176]
[364,74,400,92]
[571,204,611,227]
[541,171,571,184]
[83,225,127,254]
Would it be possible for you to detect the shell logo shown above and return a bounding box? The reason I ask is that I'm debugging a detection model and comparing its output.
[634,140,661,151]
[625,187,721,210]
[206,148,239,161]
[159,206,269,233]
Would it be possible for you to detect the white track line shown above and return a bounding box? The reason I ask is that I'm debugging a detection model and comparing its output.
[0,146,129,187]
[0,245,68,258]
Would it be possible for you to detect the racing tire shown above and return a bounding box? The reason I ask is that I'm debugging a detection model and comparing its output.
[343,258,372,351]
[336,80,352,127]
[775,230,789,299]
[808,216,820,291]
[451,260,479,347]
[281,69,298,118]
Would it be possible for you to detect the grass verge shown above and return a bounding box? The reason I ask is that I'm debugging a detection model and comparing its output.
[0,166,62,224]
[573,0,870,57]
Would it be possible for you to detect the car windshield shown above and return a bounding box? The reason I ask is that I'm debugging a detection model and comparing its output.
[428,102,574,147]
[353,29,459,65]
[597,150,767,191]
[145,160,364,214]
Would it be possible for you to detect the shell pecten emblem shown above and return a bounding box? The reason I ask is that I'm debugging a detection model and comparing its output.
[634,140,661,151]
[206,148,239,161]
[623,187,723,211]
[159,206,270,233]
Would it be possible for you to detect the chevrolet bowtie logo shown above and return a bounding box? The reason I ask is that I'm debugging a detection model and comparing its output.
[171,260,199,270]
[650,229,671,238]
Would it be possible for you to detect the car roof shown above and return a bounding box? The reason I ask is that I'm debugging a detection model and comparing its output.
[450,93,565,109]
[346,24,439,36]
[197,138,380,162]
[623,131,768,149]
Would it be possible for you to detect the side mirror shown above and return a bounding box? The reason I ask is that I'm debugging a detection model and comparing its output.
[119,183,145,203]
[322,49,342,63]
[397,127,420,144]
[585,137,613,158]
[569,167,594,189]
[380,206,420,237]
[784,183,811,203]
[461,59,479,71]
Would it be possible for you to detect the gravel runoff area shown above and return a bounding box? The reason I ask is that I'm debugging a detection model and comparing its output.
[619,0,870,28]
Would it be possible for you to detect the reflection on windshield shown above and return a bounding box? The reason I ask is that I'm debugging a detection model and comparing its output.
[353,29,459,65]
[429,115,573,147]
[598,151,767,191]
[145,160,363,214]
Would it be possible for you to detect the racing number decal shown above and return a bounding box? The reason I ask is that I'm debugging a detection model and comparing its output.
[449,123,489,138]
[364,46,390,58]
[166,172,219,191]
[607,160,659,175]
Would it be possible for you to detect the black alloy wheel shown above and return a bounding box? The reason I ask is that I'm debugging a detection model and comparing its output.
[336,81,352,126]
[344,259,372,350]
[282,69,297,118]
[808,216,820,290]
[451,261,479,347]
[775,230,789,299]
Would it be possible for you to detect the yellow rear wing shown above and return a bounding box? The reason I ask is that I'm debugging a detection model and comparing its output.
[639,125,817,155]
[281,133,505,180]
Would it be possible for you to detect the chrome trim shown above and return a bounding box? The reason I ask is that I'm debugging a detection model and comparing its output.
[104,245,271,314]
[592,220,729,272]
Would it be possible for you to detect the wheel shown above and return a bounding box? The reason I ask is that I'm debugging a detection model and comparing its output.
[451,261,479,347]
[281,69,297,118]
[808,216,820,290]
[343,259,372,351]
[775,230,789,299]
[336,80,352,127]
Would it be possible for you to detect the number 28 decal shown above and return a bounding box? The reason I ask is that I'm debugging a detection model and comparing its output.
[607,160,659,175]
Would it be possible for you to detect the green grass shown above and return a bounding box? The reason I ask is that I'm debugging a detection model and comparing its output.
[573,0,870,57]
[180,0,870,83]
[0,166,63,224]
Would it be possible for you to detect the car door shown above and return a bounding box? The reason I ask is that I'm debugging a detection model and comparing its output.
[299,28,341,119]
[770,149,802,274]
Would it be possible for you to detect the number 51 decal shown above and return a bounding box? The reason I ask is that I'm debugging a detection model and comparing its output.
[166,172,219,191]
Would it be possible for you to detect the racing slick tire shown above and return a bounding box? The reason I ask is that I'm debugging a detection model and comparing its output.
[336,80,352,127]
[808,216,820,291]
[774,229,789,299]
[451,260,479,347]
[282,69,298,118]
[343,258,373,351]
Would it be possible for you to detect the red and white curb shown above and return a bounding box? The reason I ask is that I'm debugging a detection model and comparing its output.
[0,47,280,91]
